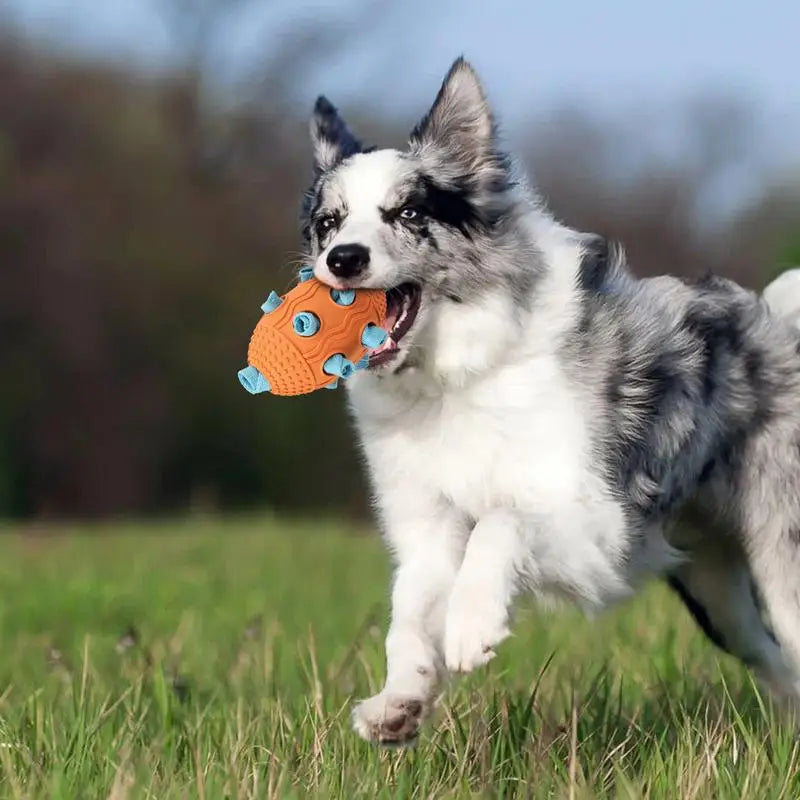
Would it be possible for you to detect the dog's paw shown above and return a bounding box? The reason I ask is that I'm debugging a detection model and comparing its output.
[351,692,429,746]
[444,593,510,674]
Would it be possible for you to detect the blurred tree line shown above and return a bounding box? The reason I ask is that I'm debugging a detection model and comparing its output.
[0,33,798,520]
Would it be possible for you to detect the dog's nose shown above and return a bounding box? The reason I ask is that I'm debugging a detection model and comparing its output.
[327,243,370,279]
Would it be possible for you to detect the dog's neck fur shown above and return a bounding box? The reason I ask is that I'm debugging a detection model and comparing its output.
[348,201,585,398]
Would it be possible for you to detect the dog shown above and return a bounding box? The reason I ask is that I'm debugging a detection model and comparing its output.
[298,56,800,745]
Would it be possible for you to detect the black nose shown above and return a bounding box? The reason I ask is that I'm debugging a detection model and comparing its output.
[327,243,370,279]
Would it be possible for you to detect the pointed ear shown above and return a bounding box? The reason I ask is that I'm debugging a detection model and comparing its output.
[409,57,498,174]
[309,96,363,174]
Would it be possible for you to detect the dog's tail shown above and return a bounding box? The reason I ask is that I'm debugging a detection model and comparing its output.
[763,268,800,330]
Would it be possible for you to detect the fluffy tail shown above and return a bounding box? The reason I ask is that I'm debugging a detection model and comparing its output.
[763,268,800,329]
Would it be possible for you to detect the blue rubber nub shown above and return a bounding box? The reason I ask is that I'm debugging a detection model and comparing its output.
[298,266,314,282]
[323,354,355,379]
[238,366,271,394]
[292,311,320,336]
[330,288,355,306]
[325,379,339,390]
[355,354,370,371]
[361,324,388,349]
[260,291,282,313]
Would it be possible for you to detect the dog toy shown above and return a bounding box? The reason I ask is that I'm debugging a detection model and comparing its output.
[237,267,388,396]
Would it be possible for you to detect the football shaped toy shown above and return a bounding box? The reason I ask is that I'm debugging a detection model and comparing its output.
[237,267,388,396]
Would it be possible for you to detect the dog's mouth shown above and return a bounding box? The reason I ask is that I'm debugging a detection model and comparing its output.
[369,283,422,367]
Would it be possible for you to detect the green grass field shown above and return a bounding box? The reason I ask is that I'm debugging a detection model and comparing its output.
[0,516,797,799]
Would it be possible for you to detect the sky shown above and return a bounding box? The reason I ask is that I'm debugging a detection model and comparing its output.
[4,0,800,205]
[6,0,799,110]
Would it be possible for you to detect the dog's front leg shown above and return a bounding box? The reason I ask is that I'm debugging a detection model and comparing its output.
[352,500,465,746]
[444,508,522,673]
[444,505,626,673]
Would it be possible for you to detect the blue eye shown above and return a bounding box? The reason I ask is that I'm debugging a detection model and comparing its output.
[399,206,420,221]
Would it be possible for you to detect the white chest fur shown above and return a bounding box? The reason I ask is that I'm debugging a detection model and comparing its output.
[349,355,647,608]
[350,355,589,520]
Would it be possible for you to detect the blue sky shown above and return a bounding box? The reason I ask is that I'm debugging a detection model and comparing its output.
[6,0,798,113]
[5,0,800,197]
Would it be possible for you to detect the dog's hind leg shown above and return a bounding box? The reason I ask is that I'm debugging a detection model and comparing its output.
[728,414,800,703]
[743,530,800,701]
[666,537,798,698]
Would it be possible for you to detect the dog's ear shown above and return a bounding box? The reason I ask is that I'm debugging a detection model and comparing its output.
[310,96,363,174]
[409,57,499,176]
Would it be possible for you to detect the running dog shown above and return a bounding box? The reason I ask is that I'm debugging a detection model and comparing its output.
[299,57,800,745]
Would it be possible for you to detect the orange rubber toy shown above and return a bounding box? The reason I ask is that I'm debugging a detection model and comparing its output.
[238,267,388,396]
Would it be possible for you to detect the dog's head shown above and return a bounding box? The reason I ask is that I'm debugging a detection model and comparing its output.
[301,58,532,375]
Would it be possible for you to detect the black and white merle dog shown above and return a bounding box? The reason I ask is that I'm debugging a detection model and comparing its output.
[300,57,800,745]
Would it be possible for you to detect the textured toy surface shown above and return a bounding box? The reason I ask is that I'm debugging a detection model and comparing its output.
[238,268,388,396]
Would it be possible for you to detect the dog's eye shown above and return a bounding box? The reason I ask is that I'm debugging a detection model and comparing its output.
[315,215,337,236]
[399,206,422,221]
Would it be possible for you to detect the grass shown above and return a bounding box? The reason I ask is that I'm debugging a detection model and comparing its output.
[0,515,797,799]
